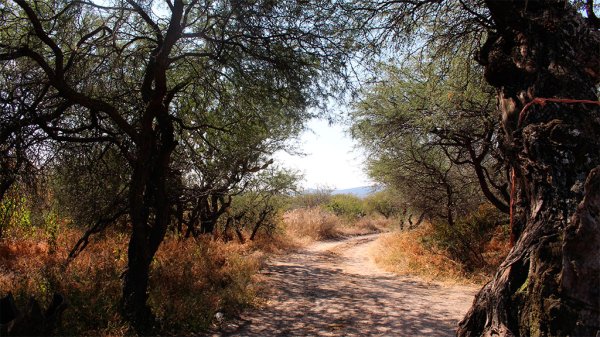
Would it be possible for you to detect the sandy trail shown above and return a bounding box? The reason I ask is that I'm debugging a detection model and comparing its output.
[214,234,479,336]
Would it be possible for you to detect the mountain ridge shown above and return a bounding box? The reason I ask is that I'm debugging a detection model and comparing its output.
[303,185,380,198]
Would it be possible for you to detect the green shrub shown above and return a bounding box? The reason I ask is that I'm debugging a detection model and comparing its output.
[364,190,403,218]
[289,187,332,209]
[218,168,299,241]
[223,193,287,241]
[0,190,32,238]
[325,194,366,220]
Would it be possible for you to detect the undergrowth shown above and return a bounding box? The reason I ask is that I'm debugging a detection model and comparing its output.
[0,227,268,335]
[282,207,394,242]
[283,208,342,240]
[0,193,415,335]
[372,223,510,285]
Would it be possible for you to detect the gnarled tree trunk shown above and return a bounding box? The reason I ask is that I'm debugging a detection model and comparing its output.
[121,102,177,331]
[458,1,600,336]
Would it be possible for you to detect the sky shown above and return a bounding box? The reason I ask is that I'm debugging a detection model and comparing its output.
[274,118,373,190]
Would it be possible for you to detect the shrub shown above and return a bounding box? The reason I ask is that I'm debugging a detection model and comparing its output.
[364,190,403,218]
[352,215,396,233]
[150,237,263,332]
[289,187,332,209]
[372,228,470,283]
[1,185,72,242]
[222,193,287,242]
[372,217,509,284]
[51,146,129,230]
[422,204,507,271]
[325,194,365,220]
[215,167,300,242]
[0,190,32,238]
[0,229,129,336]
[0,227,264,335]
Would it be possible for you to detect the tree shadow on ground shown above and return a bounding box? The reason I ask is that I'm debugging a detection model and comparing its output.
[212,242,476,337]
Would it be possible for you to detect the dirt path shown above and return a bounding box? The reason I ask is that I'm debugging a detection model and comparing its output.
[214,234,479,336]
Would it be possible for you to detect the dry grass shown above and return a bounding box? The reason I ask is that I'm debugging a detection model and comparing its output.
[150,237,265,332]
[246,233,302,254]
[0,227,267,335]
[0,207,409,335]
[340,214,395,235]
[282,207,394,243]
[371,224,509,285]
[482,225,512,270]
[0,228,128,335]
[282,208,342,241]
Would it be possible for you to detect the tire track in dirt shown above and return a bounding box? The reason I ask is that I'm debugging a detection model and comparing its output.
[213,234,478,336]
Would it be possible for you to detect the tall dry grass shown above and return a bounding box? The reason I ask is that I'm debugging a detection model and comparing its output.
[0,228,128,335]
[371,224,510,285]
[282,207,394,242]
[0,206,397,334]
[282,207,342,241]
[0,227,266,335]
[344,214,396,235]
[149,237,265,332]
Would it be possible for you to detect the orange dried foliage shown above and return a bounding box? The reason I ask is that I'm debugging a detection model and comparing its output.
[283,208,342,241]
[372,224,510,285]
[0,228,266,335]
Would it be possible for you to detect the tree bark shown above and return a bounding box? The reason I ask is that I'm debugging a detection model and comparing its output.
[458,1,600,336]
[120,2,184,328]
[121,104,177,331]
[249,208,272,241]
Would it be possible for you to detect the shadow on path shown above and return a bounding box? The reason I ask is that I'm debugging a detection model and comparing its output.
[212,235,478,337]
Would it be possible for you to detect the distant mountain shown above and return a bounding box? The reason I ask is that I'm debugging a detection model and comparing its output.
[301,185,382,198]
[332,185,381,198]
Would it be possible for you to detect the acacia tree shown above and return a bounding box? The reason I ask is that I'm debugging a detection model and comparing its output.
[351,0,599,334]
[352,52,507,226]
[222,167,299,242]
[52,143,130,231]
[0,51,50,204]
[0,0,352,329]
[173,82,308,236]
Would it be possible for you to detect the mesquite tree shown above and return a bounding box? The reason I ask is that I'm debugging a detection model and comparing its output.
[351,53,508,226]
[0,0,352,330]
[351,0,599,334]
[458,1,600,335]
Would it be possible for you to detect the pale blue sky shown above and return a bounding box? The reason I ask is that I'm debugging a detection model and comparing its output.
[274,118,373,190]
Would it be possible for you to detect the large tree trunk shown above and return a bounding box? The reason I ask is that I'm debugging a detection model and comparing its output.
[122,145,155,330]
[458,1,600,336]
[119,1,182,322]
[121,108,176,331]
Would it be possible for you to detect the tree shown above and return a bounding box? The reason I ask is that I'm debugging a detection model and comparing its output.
[0,49,48,205]
[351,51,507,227]
[0,0,353,329]
[51,143,129,231]
[172,82,309,236]
[0,50,54,238]
[364,189,404,219]
[222,167,299,242]
[350,0,599,334]
[457,1,600,335]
